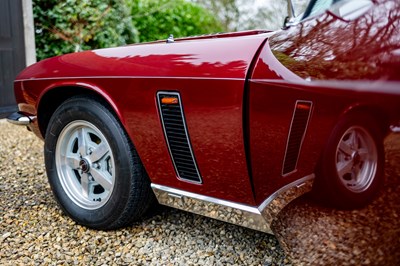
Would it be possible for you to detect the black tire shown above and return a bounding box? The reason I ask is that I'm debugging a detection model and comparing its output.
[44,95,154,229]
[313,113,384,209]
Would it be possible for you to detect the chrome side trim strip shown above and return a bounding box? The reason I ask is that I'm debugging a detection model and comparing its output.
[151,183,272,234]
[151,174,315,234]
[258,174,315,225]
[7,112,36,126]
[152,184,260,214]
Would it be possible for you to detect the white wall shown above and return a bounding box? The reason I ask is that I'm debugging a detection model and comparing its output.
[22,0,36,66]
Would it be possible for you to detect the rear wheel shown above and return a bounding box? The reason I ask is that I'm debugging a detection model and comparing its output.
[44,96,154,229]
[314,113,384,208]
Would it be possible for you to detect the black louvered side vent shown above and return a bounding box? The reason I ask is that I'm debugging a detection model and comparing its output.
[282,101,313,176]
[157,92,202,183]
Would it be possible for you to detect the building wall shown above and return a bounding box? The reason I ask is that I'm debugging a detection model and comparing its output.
[0,0,35,118]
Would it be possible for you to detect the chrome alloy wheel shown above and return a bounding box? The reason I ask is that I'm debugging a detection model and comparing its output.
[56,120,115,210]
[336,126,378,193]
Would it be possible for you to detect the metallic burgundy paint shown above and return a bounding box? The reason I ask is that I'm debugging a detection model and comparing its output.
[15,33,272,205]
[247,0,400,204]
[12,0,400,207]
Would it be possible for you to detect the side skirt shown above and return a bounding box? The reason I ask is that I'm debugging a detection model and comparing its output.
[151,174,314,234]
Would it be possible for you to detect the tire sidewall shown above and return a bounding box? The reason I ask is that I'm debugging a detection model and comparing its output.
[45,97,134,228]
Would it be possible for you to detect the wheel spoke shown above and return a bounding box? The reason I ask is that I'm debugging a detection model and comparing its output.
[339,140,353,155]
[353,165,361,182]
[334,125,378,193]
[358,148,369,161]
[350,130,359,149]
[337,160,353,178]
[77,127,88,157]
[90,168,112,191]
[56,120,116,210]
[81,173,90,198]
[88,142,109,163]
[66,155,81,169]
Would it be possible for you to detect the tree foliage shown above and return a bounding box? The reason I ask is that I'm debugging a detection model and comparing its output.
[191,0,240,31]
[33,0,308,61]
[33,0,136,60]
[33,0,224,60]
[130,0,224,42]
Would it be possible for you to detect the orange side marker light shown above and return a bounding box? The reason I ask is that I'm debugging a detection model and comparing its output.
[297,103,311,110]
[161,97,179,105]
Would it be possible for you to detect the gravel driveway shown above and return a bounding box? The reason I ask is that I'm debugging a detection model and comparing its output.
[0,120,288,265]
[1,119,399,265]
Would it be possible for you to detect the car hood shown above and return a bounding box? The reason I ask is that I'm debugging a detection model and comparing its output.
[16,30,274,81]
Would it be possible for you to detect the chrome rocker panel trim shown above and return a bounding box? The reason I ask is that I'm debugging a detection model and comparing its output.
[151,174,314,234]
[7,112,36,126]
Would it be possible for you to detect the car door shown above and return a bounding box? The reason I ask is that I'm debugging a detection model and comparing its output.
[247,0,400,204]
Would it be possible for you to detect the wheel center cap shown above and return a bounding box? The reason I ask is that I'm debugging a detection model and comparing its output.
[79,159,90,173]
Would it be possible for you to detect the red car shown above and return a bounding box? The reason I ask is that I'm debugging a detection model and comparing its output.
[8,0,400,234]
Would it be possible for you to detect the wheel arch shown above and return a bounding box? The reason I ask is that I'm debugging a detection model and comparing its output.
[340,103,390,137]
[314,102,389,181]
[37,84,123,138]
[311,102,387,208]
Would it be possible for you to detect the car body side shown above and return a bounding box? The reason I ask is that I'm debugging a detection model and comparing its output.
[11,0,400,232]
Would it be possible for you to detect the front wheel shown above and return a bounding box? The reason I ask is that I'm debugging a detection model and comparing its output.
[44,96,154,229]
[314,113,384,209]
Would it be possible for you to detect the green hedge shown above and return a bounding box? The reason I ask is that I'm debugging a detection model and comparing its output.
[33,0,223,60]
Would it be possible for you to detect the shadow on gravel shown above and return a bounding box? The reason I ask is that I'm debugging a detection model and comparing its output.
[272,134,400,265]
